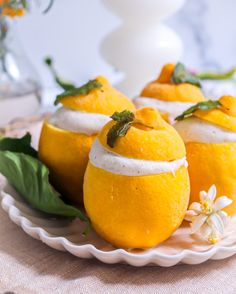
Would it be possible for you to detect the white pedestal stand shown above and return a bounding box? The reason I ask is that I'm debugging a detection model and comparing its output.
[101,0,186,97]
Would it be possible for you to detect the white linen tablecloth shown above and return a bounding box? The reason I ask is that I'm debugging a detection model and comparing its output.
[0,203,236,294]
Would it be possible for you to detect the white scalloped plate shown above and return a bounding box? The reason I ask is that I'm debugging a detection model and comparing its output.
[1,178,236,267]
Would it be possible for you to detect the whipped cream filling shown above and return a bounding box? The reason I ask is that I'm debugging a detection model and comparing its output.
[134,96,195,124]
[89,139,188,176]
[174,117,236,143]
[49,107,110,135]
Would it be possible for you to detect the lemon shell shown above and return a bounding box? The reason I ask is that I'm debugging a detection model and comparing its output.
[38,121,96,204]
[141,83,205,103]
[84,163,190,249]
[99,120,186,161]
[186,141,236,215]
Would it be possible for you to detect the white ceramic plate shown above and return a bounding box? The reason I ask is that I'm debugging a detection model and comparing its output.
[1,178,236,267]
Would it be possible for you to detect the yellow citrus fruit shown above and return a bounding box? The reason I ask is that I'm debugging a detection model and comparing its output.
[84,107,190,248]
[177,96,236,216]
[140,64,205,103]
[39,123,96,204]
[98,112,185,161]
[39,76,135,205]
[135,64,205,124]
[59,76,133,115]
[194,96,236,132]
[156,63,175,83]
[220,95,236,117]
[186,142,236,216]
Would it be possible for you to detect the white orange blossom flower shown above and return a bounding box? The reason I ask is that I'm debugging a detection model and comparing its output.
[185,185,232,244]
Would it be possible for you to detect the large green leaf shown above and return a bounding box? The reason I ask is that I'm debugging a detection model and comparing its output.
[0,133,37,158]
[0,151,88,222]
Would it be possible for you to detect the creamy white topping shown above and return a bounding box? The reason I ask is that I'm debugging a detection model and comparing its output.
[49,107,110,135]
[202,80,236,100]
[174,117,236,143]
[134,96,195,124]
[89,139,187,176]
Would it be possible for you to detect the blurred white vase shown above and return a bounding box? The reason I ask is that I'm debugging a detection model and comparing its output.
[101,0,185,97]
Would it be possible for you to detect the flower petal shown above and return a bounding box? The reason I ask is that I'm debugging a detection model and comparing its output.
[214,196,232,211]
[200,223,212,238]
[189,202,202,213]
[217,211,230,226]
[185,210,198,222]
[207,185,217,202]
[191,214,208,234]
[200,191,208,202]
[207,213,225,235]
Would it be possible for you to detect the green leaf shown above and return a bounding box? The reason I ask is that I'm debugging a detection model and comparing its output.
[196,67,236,80]
[175,100,222,121]
[20,0,27,9]
[44,57,76,91]
[107,122,133,148]
[6,0,25,10]
[54,79,102,106]
[44,57,52,66]
[0,151,89,223]
[111,110,135,123]
[0,133,37,158]
[107,110,135,148]
[172,63,201,88]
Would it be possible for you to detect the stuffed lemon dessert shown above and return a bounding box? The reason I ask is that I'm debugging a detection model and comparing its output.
[175,96,236,215]
[134,63,205,124]
[39,76,135,205]
[84,107,190,248]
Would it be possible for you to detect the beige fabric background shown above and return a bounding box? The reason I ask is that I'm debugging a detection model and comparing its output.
[1,117,236,294]
[0,206,236,294]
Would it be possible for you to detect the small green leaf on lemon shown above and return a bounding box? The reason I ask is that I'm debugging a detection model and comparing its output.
[175,100,222,121]
[107,110,135,148]
[172,62,201,88]
[54,79,102,106]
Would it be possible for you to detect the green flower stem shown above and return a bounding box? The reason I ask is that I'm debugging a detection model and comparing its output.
[44,57,76,92]
[0,17,8,78]
[196,68,236,80]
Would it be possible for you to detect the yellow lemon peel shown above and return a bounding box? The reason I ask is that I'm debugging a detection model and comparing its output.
[186,141,236,216]
[39,121,96,204]
[84,107,190,248]
[99,107,186,161]
[220,95,236,117]
[39,77,135,204]
[156,63,175,84]
[140,63,205,103]
[194,96,236,132]
[134,107,165,130]
[59,76,135,115]
[84,163,190,249]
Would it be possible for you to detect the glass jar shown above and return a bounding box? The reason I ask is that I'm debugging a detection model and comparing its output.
[0,16,41,126]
